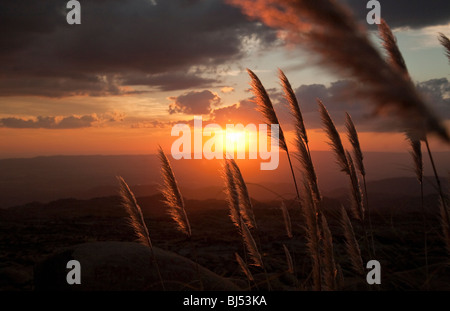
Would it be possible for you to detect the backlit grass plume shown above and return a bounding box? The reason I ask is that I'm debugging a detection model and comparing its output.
[247,68,300,200]
[279,68,308,147]
[158,146,191,237]
[300,178,322,291]
[318,100,349,175]
[230,158,257,229]
[117,176,152,247]
[223,159,241,229]
[295,127,321,202]
[117,175,165,290]
[241,217,264,268]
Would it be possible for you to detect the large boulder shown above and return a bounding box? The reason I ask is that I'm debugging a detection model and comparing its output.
[34,241,240,291]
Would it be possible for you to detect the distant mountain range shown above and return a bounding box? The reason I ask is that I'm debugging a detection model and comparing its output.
[0,152,448,208]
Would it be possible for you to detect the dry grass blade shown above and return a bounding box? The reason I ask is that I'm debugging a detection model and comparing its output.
[223,159,241,229]
[300,179,322,290]
[240,217,264,268]
[117,175,152,247]
[345,113,365,177]
[230,158,257,229]
[235,252,255,282]
[283,244,294,274]
[280,201,293,238]
[340,206,364,276]
[158,146,191,237]
[320,213,337,290]
[279,68,308,145]
[247,68,300,200]
[296,130,321,202]
[438,33,450,63]
[247,68,287,151]
[318,100,349,175]
[346,151,364,222]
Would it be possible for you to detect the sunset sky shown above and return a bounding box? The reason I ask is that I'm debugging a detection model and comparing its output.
[0,0,449,159]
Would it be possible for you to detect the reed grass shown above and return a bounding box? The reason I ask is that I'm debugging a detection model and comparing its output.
[318,100,349,175]
[230,158,257,229]
[345,113,375,255]
[300,179,322,291]
[117,175,165,290]
[158,146,204,289]
[235,252,256,289]
[247,68,301,201]
[438,33,450,63]
[340,206,364,277]
[158,146,192,237]
[320,212,337,290]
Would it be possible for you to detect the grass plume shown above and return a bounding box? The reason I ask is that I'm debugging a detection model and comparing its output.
[300,179,322,291]
[158,146,191,237]
[438,33,450,64]
[318,100,349,175]
[320,213,337,290]
[340,206,364,277]
[117,175,165,290]
[279,68,308,146]
[117,176,152,247]
[230,158,257,229]
[247,68,300,200]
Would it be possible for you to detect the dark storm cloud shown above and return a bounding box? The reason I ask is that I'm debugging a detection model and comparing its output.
[168,90,221,115]
[291,78,450,132]
[0,0,277,97]
[342,0,450,29]
[0,114,100,129]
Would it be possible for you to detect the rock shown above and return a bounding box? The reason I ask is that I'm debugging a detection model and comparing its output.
[34,241,240,291]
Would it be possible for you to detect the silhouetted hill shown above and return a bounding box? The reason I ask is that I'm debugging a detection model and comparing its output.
[1,152,449,208]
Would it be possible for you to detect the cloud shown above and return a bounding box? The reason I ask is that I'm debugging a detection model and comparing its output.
[168,90,221,115]
[0,0,277,97]
[290,78,450,133]
[220,86,235,94]
[0,114,100,129]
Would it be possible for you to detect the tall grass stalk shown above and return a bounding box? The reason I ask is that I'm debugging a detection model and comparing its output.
[319,100,371,258]
[235,252,257,290]
[117,176,165,290]
[340,206,365,277]
[247,68,301,201]
[345,112,375,256]
[320,213,337,290]
[158,147,203,290]
[223,159,271,290]
[300,179,322,291]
